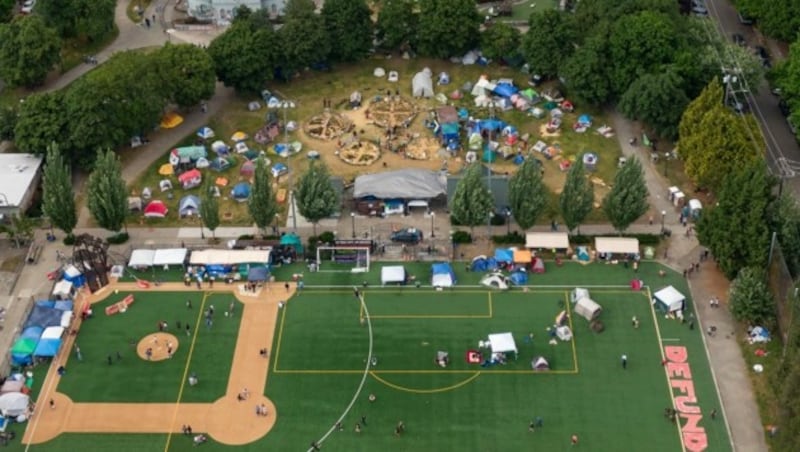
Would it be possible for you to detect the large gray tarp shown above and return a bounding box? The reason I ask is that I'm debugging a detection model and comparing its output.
[353,169,446,199]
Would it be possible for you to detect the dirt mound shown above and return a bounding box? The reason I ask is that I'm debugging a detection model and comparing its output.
[137,333,179,361]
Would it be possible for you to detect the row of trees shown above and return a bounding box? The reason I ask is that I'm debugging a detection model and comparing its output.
[9,44,215,169]
[772,35,800,131]
[734,0,800,42]
[450,157,648,234]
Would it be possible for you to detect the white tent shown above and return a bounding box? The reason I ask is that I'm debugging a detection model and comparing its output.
[153,248,188,267]
[412,68,434,98]
[570,288,590,303]
[373,67,386,77]
[471,76,496,97]
[480,272,511,290]
[128,249,156,268]
[574,297,602,321]
[488,332,517,356]
[653,286,686,312]
[526,232,570,249]
[595,237,639,255]
[189,249,270,265]
[381,266,406,285]
[52,280,74,299]
[531,356,549,371]
[0,392,30,417]
[556,326,573,341]
[41,326,65,340]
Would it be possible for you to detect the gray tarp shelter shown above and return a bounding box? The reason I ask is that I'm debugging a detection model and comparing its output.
[354,169,446,199]
[247,267,269,282]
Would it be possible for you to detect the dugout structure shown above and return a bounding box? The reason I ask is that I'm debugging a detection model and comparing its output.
[316,246,371,273]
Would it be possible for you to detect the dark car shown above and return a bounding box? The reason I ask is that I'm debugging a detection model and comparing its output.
[779,99,791,117]
[692,5,708,16]
[754,46,771,67]
[737,13,754,25]
[732,33,746,46]
[390,228,423,244]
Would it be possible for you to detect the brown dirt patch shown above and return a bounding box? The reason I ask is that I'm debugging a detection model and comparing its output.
[136,333,179,361]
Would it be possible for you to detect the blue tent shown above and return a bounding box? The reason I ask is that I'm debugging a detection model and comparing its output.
[431,262,456,287]
[33,337,62,358]
[494,248,514,263]
[476,119,506,133]
[210,156,232,172]
[280,233,304,253]
[510,270,529,285]
[54,300,73,311]
[576,246,590,262]
[492,83,518,98]
[577,114,592,125]
[25,306,63,329]
[205,264,233,277]
[36,300,55,308]
[247,266,269,282]
[458,108,470,120]
[471,256,490,272]
[63,265,85,288]
[231,182,251,201]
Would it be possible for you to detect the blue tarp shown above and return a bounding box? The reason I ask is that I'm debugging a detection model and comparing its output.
[510,270,529,285]
[576,246,590,262]
[431,262,456,286]
[36,300,55,308]
[493,83,518,98]
[21,326,43,340]
[205,264,232,277]
[247,267,269,282]
[33,338,62,357]
[54,300,73,311]
[577,114,592,125]
[24,306,63,329]
[494,248,514,263]
[458,108,469,120]
[475,119,506,133]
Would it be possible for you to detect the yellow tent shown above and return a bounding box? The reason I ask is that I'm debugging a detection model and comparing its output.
[231,131,248,142]
[160,112,184,129]
[158,163,174,176]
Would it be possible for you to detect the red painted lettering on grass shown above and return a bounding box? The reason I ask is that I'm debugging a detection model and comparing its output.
[664,346,708,452]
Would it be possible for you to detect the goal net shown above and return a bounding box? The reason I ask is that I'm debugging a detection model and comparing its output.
[316,246,370,273]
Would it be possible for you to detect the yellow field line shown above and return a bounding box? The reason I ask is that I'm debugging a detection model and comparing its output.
[272,368,578,375]
[164,292,209,452]
[564,293,580,373]
[272,297,289,374]
[369,371,482,394]
[369,314,492,319]
[489,291,493,317]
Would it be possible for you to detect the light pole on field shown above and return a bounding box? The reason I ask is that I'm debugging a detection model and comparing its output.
[281,100,297,231]
[430,211,436,238]
[350,212,356,238]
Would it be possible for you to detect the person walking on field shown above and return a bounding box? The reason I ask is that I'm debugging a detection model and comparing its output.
[621,354,628,370]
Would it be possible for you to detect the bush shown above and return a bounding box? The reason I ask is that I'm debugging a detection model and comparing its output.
[490,214,507,226]
[452,230,472,244]
[238,234,255,240]
[492,231,525,245]
[107,232,129,244]
[63,234,75,246]
[318,231,336,244]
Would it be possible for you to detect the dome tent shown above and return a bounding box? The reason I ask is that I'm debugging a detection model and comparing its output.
[179,195,201,217]
[231,182,251,202]
[144,200,168,218]
[412,68,434,98]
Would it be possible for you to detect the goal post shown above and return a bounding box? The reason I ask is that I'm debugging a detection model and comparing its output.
[316,246,371,273]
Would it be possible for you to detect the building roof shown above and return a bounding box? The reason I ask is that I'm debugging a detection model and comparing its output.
[0,153,44,208]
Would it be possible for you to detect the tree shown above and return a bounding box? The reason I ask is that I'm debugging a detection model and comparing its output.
[728,267,775,325]
[774,37,800,129]
[521,10,575,77]
[1,213,35,248]
[602,158,649,232]
[0,15,61,87]
[696,161,774,279]
[296,161,338,235]
[560,29,614,105]
[618,70,689,140]
[678,78,723,142]
[283,0,317,18]
[199,181,220,239]
[415,0,481,59]
[375,0,417,51]
[208,21,281,92]
[450,163,494,234]
[42,144,77,237]
[0,105,15,141]
[86,149,128,233]
[14,92,70,157]
[508,158,546,230]
[322,0,373,62]
[0,0,15,23]
[248,158,277,235]
[773,194,800,278]
[38,0,116,40]
[480,22,521,62]
[736,0,800,42]
[280,0,330,73]
[153,44,216,108]
[559,158,595,234]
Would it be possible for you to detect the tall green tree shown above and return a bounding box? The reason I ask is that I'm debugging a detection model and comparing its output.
[38,0,115,40]
[199,181,220,239]
[560,29,614,105]
[736,0,800,42]
[375,0,417,51]
[248,158,278,235]
[153,44,216,108]
[678,78,723,142]
[0,15,61,87]
[774,37,800,129]
[508,158,546,230]
[559,158,595,234]
[415,0,481,59]
[602,158,649,233]
[618,70,689,140]
[450,164,494,234]
[522,10,575,77]
[728,267,775,325]
[296,161,338,235]
[773,194,800,278]
[480,22,521,62]
[208,20,281,92]
[280,0,330,73]
[42,144,77,237]
[696,161,775,279]
[14,92,70,157]
[322,0,373,62]
[0,0,14,23]
[0,105,15,141]
[86,149,128,233]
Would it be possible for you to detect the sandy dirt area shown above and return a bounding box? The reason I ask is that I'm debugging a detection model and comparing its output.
[22,281,295,447]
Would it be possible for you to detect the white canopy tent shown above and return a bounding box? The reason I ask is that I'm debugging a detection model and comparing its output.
[41,326,65,340]
[190,249,271,265]
[526,232,569,249]
[128,249,156,268]
[52,280,74,299]
[0,392,30,417]
[574,297,602,321]
[381,266,406,285]
[488,332,518,356]
[653,286,686,312]
[570,288,590,303]
[153,248,188,266]
[595,237,639,255]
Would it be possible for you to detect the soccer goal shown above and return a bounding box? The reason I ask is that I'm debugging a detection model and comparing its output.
[316,246,371,273]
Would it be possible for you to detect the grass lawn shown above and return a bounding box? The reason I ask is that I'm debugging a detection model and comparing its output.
[23,262,730,451]
[59,28,120,74]
[56,291,241,403]
[127,57,621,227]
[507,0,560,21]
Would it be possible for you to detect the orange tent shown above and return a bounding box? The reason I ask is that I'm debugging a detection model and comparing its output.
[513,249,532,264]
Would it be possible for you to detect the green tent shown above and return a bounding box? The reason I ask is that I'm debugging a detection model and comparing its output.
[174,146,207,160]
[280,233,304,253]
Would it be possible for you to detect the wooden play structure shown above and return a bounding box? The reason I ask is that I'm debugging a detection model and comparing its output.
[304,111,354,140]
[366,95,417,130]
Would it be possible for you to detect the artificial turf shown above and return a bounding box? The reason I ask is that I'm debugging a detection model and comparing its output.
[20,261,732,451]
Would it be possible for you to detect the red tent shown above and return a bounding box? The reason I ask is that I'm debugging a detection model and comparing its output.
[144,200,168,218]
[178,169,202,188]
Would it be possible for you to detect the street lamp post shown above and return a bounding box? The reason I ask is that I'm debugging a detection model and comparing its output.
[505,209,511,235]
[663,151,669,178]
[449,230,455,260]
[350,212,356,238]
[430,211,436,238]
[487,211,493,241]
[281,101,298,231]
[661,210,667,234]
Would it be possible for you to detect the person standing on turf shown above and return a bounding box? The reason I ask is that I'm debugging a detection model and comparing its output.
[571,434,579,445]
[621,354,628,369]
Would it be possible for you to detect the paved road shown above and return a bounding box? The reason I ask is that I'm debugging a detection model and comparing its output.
[708,0,800,195]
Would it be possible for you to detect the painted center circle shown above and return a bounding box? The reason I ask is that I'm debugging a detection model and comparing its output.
[136,333,179,361]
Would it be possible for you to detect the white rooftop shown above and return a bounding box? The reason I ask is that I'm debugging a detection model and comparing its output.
[0,153,44,208]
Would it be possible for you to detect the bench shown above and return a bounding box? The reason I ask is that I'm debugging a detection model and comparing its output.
[105,294,135,316]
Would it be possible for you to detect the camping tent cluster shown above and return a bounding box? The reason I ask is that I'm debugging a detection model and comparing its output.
[11,300,74,366]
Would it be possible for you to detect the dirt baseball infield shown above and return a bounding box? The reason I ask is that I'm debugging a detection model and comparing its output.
[22,280,295,447]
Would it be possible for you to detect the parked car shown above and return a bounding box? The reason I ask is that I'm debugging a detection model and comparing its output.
[732,33,746,46]
[737,12,754,25]
[779,99,791,117]
[727,98,749,114]
[692,5,708,16]
[21,0,35,14]
[390,228,423,244]
[754,46,771,67]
